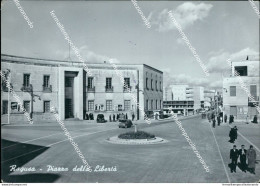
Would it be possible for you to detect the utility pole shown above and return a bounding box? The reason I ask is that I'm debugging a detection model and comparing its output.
[136,70,140,120]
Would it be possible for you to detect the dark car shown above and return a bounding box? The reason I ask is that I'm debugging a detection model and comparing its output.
[96,114,107,123]
[118,119,133,128]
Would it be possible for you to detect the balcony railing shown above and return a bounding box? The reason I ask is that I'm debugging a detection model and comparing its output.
[21,84,32,92]
[105,86,113,92]
[87,86,95,92]
[248,96,259,106]
[43,85,52,93]
[123,86,132,92]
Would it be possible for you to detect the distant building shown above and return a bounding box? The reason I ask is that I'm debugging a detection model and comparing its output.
[1,54,163,124]
[163,84,204,113]
[223,57,259,121]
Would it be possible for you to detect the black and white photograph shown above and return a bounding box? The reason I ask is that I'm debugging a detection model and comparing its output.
[1,0,259,184]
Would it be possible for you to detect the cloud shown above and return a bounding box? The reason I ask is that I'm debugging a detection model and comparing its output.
[206,48,259,73]
[151,2,213,32]
[54,45,121,63]
[163,72,221,89]
[78,45,121,63]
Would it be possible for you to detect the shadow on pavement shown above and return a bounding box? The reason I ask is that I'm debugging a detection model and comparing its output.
[1,139,60,183]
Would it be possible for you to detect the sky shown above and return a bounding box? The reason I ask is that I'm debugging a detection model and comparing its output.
[1,0,259,90]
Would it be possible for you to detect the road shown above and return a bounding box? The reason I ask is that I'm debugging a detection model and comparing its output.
[1,116,259,183]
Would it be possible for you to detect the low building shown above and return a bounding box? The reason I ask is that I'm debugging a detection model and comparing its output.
[223,57,259,121]
[1,54,163,124]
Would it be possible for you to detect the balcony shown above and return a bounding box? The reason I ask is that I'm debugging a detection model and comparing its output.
[123,86,132,93]
[87,86,95,93]
[43,85,52,93]
[105,86,113,92]
[21,84,32,92]
[248,96,259,107]
[2,85,9,92]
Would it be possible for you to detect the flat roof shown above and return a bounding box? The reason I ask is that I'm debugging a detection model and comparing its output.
[1,54,163,73]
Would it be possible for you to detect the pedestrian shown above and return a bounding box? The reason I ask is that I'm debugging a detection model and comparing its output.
[224,114,227,123]
[109,115,112,122]
[207,112,211,122]
[85,113,89,120]
[246,115,249,124]
[247,145,256,174]
[251,115,258,124]
[229,115,232,124]
[117,114,119,121]
[231,115,234,123]
[126,113,128,120]
[132,113,135,121]
[212,117,216,128]
[238,145,247,172]
[229,145,239,173]
[229,127,237,143]
[113,114,115,122]
[217,115,221,126]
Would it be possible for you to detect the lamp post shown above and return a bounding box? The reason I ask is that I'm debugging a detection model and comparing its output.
[21,84,41,122]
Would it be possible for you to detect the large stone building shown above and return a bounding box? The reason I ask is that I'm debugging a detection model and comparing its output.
[1,54,163,124]
[223,57,259,121]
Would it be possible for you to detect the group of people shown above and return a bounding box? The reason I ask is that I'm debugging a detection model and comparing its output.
[85,113,135,121]
[207,112,223,128]
[85,113,94,120]
[229,126,238,143]
[230,145,256,174]
[108,113,135,122]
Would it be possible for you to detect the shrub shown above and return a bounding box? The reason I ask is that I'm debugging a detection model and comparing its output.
[118,131,155,139]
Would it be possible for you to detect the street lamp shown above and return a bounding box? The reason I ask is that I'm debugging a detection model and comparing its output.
[21,84,41,122]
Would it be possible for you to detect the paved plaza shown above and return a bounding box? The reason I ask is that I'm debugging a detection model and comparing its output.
[1,116,259,183]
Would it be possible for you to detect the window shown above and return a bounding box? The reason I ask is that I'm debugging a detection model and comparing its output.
[65,77,73,87]
[151,100,153,110]
[230,86,236,96]
[44,101,50,113]
[106,78,112,88]
[2,100,8,114]
[88,100,94,111]
[155,81,158,90]
[43,75,50,87]
[23,74,30,87]
[23,101,30,113]
[118,104,123,111]
[234,66,247,76]
[88,77,93,88]
[156,100,158,109]
[146,100,149,110]
[146,78,149,89]
[160,81,162,91]
[160,100,162,109]
[124,78,130,89]
[151,79,153,90]
[124,100,131,111]
[106,100,113,111]
[250,85,257,99]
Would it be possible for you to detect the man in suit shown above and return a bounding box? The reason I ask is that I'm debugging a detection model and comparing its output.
[238,145,247,172]
[224,114,227,123]
[230,145,239,173]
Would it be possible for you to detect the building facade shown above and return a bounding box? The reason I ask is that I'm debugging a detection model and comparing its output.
[223,58,259,121]
[163,84,204,113]
[1,54,163,124]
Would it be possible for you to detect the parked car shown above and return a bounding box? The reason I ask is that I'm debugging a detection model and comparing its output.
[118,119,133,128]
[96,114,107,123]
